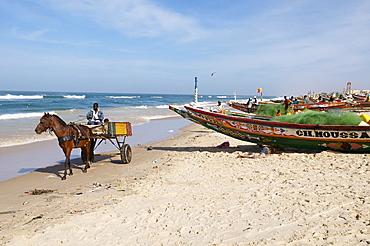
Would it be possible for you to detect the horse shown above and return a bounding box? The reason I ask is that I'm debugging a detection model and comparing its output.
[35,113,94,180]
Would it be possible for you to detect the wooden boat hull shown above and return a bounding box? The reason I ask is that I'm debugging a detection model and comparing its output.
[228,101,257,113]
[180,106,370,153]
[230,101,352,113]
[353,94,367,101]
[169,105,199,123]
[294,102,352,111]
[353,101,370,109]
[169,105,272,122]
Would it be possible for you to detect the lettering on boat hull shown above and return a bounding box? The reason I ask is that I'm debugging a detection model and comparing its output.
[296,130,370,140]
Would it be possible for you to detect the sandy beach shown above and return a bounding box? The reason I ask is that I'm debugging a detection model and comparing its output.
[1,121,370,245]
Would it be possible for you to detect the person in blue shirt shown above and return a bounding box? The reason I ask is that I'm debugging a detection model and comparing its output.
[86,103,104,125]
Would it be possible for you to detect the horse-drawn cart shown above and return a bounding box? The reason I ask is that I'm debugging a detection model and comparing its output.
[86,122,133,164]
[35,113,133,180]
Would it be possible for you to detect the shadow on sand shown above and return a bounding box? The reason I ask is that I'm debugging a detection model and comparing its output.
[150,144,323,155]
[29,154,117,180]
[150,145,261,153]
[29,143,325,180]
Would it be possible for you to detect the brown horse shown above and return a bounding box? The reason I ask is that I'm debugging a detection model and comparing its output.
[35,113,93,180]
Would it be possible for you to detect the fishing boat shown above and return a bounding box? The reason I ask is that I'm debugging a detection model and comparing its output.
[169,105,272,121]
[352,94,368,101]
[229,101,352,114]
[228,101,257,113]
[354,101,370,110]
[169,105,370,153]
[293,101,353,111]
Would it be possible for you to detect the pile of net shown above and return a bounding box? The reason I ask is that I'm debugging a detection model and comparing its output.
[273,110,362,125]
[255,103,287,116]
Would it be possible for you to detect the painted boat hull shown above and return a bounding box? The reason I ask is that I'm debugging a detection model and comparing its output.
[169,105,273,122]
[228,102,257,113]
[353,101,370,109]
[179,106,370,153]
[353,94,367,101]
[230,101,352,114]
[294,102,352,111]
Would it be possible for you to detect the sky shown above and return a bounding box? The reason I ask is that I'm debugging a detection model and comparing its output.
[1,0,370,96]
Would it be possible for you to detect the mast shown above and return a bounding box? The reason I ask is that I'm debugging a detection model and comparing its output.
[194,77,198,105]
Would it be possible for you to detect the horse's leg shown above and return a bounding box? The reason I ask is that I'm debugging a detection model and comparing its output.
[85,142,91,170]
[81,142,91,173]
[81,147,87,172]
[62,146,73,180]
[90,139,95,163]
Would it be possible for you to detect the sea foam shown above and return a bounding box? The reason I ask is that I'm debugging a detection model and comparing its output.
[0,94,44,99]
[0,112,55,120]
[63,95,86,99]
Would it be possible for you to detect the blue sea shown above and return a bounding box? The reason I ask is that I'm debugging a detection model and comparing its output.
[0,90,271,148]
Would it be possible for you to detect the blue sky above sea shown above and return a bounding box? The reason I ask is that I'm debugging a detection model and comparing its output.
[1,0,370,96]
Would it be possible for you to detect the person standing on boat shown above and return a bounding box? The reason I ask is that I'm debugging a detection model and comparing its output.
[304,95,311,104]
[284,96,290,111]
[212,101,224,113]
[252,96,259,110]
[292,97,299,104]
[247,98,253,113]
[87,103,104,125]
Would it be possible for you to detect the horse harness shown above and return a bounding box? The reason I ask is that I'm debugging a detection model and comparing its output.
[57,123,90,147]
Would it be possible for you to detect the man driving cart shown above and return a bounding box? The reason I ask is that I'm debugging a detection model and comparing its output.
[87,103,104,125]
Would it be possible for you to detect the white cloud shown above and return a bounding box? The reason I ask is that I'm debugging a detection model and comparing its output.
[48,0,207,42]
[19,29,49,41]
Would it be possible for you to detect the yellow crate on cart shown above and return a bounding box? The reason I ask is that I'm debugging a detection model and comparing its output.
[108,122,132,136]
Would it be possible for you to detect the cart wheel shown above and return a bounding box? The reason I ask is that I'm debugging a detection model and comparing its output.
[261,146,274,155]
[120,144,132,164]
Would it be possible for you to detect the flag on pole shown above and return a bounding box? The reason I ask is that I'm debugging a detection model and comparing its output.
[257,88,262,93]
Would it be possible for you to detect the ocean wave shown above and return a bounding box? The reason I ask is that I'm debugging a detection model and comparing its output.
[0,111,55,120]
[0,94,44,100]
[0,135,55,148]
[135,105,148,109]
[63,95,86,99]
[142,115,176,120]
[106,96,141,99]
[156,105,171,109]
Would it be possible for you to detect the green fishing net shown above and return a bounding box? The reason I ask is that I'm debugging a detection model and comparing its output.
[273,110,362,125]
[255,103,290,116]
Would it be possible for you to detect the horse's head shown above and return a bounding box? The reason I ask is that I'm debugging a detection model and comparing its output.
[35,113,52,134]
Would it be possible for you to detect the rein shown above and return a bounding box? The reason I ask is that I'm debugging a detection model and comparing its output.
[45,116,90,146]
[51,125,70,133]
[45,116,74,133]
